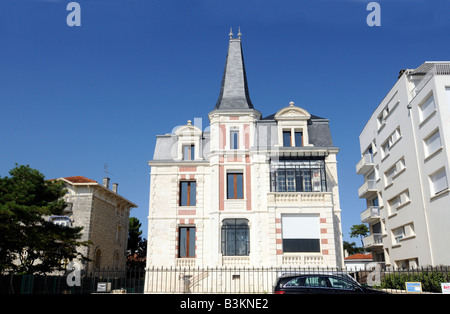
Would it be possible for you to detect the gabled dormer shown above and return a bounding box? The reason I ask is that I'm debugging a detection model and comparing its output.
[174,120,203,161]
[274,101,312,147]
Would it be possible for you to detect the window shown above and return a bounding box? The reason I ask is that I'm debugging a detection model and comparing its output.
[116,224,122,243]
[424,129,441,157]
[230,129,239,149]
[227,173,243,199]
[180,181,196,206]
[387,190,410,216]
[178,227,196,258]
[283,130,291,147]
[221,219,249,256]
[393,227,404,244]
[270,158,327,192]
[430,168,448,195]
[283,130,303,147]
[282,215,320,253]
[294,131,303,147]
[183,144,195,160]
[384,158,405,185]
[419,94,435,122]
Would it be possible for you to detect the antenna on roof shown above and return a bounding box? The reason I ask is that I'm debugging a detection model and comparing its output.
[104,163,113,177]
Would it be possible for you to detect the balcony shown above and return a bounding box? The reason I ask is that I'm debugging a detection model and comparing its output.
[356,154,374,175]
[267,192,332,205]
[361,206,380,224]
[358,180,377,199]
[363,233,383,248]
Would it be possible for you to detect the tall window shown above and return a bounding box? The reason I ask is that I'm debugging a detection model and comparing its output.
[294,131,303,147]
[419,94,435,122]
[283,130,291,147]
[270,158,327,192]
[230,129,239,149]
[183,144,195,160]
[424,129,441,157]
[221,219,249,256]
[282,215,320,253]
[430,168,448,195]
[227,173,243,199]
[178,227,195,258]
[180,181,196,206]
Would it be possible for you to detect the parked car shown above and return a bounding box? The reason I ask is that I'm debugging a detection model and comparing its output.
[273,272,387,294]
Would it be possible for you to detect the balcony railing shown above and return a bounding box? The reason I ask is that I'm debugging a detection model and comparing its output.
[267,192,332,204]
[361,206,380,223]
[363,233,383,248]
[358,180,377,199]
[356,153,374,175]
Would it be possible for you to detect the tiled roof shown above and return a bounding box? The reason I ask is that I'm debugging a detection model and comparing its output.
[344,253,373,260]
[63,176,97,184]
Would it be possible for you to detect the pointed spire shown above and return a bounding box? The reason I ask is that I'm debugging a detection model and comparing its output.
[214,28,254,110]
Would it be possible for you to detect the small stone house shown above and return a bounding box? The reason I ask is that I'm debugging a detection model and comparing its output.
[51,176,137,273]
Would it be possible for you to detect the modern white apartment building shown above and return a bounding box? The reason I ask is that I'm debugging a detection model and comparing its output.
[357,62,450,268]
[146,31,344,270]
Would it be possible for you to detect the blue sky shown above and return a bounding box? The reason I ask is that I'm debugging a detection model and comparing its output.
[1,0,450,244]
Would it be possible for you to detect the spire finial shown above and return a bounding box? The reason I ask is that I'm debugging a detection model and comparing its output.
[238,27,242,39]
[229,27,233,39]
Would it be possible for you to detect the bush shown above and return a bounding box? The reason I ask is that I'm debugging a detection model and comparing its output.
[380,268,450,293]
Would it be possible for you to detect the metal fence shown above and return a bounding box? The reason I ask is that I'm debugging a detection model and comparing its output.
[1,265,450,294]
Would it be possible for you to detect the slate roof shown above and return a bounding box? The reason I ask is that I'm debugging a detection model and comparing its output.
[214,37,254,110]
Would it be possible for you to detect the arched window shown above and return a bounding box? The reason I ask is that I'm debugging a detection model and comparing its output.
[113,251,120,270]
[221,219,249,256]
[94,248,102,269]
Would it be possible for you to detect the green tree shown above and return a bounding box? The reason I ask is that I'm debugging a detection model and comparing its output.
[127,217,146,269]
[349,224,369,248]
[0,164,90,274]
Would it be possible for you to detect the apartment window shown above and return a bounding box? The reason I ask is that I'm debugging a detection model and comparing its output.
[419,94,436,122]
[385,158,405,186]
[230,129,239,149]
[424,129,442,158]
[282,215,320,253]
[221,219,249,256]
[387,190,410,216]
[393,227,405,244]
[178,227,196,258]
[183,144,195,160]
[227,173,243,199]
[180,181,196,206]
[430,168,448,195]
[270,158,327,192]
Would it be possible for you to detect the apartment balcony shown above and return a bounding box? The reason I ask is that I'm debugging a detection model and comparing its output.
[356,154,374,175]
[363,233,383,248]
[358,180,377,199]
[360,206,380,224]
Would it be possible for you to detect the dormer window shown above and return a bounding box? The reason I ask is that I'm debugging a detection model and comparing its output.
[283,129,303,147]
[182,144,195,160]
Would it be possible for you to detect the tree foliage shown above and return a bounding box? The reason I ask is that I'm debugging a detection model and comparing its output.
[127,217,146,269]
[0,164,90,274]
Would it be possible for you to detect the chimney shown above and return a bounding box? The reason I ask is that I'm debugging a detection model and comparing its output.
[103,177,110,189]
[112,183,118,193]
